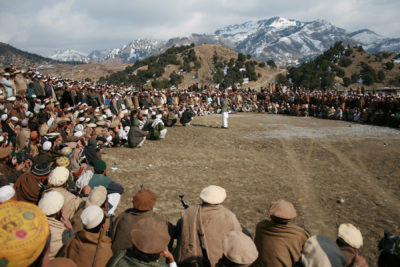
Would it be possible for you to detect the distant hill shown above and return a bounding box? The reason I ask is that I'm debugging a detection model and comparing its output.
[277,42,400,89]
[99,44,282,89]
[0,42,83,69]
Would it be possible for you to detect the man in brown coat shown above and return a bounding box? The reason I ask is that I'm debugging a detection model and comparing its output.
[174,185,242,267]
[46,166,89,220]
[253,199,310,267]
[61,205,113,267]
[38,190,73,260]
[111,188,172,255]
[16,119,30,152]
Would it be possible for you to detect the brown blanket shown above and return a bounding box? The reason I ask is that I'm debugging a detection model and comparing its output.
[174,204,242,266]
[60,229,113,267]
[253,220,310,267]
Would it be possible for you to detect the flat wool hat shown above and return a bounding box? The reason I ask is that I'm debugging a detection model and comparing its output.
[337,223,363,249]
[269,199,297,221]
[48,167,70,187]
[86,186,107,207]
[200,185,226,204]
[130,216,170,254]
[223,231,259,265]
[38,191,64,216]
[81,205,104,229]
[0,185,15,203]
[0,201,49,267]
[133,189,156,211]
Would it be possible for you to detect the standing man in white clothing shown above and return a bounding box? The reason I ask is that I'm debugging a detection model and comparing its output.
[221,93,229,129]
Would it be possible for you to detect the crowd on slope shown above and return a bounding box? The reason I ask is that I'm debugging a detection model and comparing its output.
[0,65,399,267]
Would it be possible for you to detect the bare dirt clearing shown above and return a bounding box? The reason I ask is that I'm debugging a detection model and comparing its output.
[102,113,400,264]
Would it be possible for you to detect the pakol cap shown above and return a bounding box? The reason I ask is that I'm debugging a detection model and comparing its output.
[222,231,258,265]
[133,189,156,211]
[269,199,297,222]
[130,216,170,254]
[86,186,107,207]
[48,166,70,187]
[38,191,64,216]
[80,205,104,229]
[0,185,15,203]
[337,223,363,249]
[200,185,226,204]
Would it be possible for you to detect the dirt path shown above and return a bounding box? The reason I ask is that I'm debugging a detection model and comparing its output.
[103,113,400,265]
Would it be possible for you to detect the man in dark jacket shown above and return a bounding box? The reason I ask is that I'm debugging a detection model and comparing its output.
[88,160,124,215]
[180,108,193,126]
[111,189,174,255]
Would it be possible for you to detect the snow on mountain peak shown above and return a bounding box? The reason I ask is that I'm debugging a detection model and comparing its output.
[269,17,297,29]
[50,49,88,62]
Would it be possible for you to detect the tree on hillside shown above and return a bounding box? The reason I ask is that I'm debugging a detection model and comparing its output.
[385,61,394,70]
[267,60,277,68]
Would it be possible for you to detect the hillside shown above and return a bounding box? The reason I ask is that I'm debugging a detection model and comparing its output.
[0,42,76,68]
[278,42,400,89]
[100,44,282,89]
[39,63,129,82]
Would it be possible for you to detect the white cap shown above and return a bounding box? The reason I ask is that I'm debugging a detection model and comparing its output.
[338,223,363,249]
[81,205,104,229]
[200,185,227,204]
[86,186,107,207]
[25,111,33,118]
[42,141,52,151]
[74,124,84,132]
[48,166,70,187]
[11,116,18,122]
[38,191,64,216]
[0,185,15,203]
[74,131,83,138]
[1,114,8,121]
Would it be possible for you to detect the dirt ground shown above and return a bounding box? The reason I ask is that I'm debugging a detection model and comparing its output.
[101,113,400,265]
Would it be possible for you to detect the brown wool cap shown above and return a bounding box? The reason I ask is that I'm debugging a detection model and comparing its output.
[49,257,78,267]
[133,189,156,211]
[269,199,297,221]
[130,216,170,254]
[223,231,259,265]
[96,121,106,126]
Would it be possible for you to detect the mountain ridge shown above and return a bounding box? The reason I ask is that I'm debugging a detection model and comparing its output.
[48,17,399,66]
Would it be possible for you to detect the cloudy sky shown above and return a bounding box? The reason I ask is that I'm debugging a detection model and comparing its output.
[1,0,399,56]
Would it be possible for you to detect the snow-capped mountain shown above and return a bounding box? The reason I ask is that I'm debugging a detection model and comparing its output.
[51,17,400,66]
[50,49,89,63]
[102,39,165,63]
[225,18,360,65]
[348,29,400,54]
[87,49,111,63]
